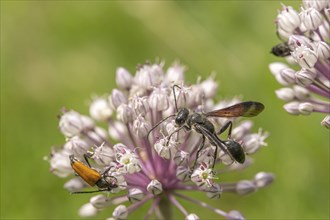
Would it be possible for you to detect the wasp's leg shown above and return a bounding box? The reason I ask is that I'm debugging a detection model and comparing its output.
[191,135,206,172]
[217,121,233,139]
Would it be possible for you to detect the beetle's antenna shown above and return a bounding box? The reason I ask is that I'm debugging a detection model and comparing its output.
[70,189,109,194]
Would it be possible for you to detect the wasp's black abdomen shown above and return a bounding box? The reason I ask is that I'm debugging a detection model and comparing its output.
[224,140,245,163]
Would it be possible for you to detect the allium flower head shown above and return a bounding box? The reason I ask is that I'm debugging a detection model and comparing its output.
[270,0,330,128]
[47,60,273,219]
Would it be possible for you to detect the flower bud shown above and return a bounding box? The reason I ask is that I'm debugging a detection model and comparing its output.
[79,203,98,217]
[253,172,275,188]
[268,62,294,85]
[135,63,164,88]
[154,138,171,159]
[85,127,108,145]
[200,75,218,99]
[176,166,191,182]
[147,179,163,195]
[63,136,89,156]
[303,0,329,11]
[170,85,191,109]
[299,21,307,32]
[276,4,301,33]
[269,62,288,76]
[110,89,128,109]
[280,68,296,84]
[300,7,323,31]
[236,180,256,195]
[315,41,330,60]
[292,45,318,69]
[317,21,330,42]
[275,88,295,101]
[242,129,268,154]
[293,85,310,100]
[149,87,169,111]
[90,194,111,209]
[64,177,86,192]
[277,28,292,39]
[108,121,128,141]
[90,143,114,166]
[284,101,301,115]
[112,205,128,219]
[49,148,72,178]
[89,97,113,121]
[288,35,314,50]
[298,102,314,115]
[116,104,134,124]
[80,115,95,129]
[205,183,222,199]
[166,62,185,84]
[128,188,144,203]
[131,96,149,116]
[116,67,133,90]
[295,69,317,86]
[59,110,84,138]
[133,115,151,138]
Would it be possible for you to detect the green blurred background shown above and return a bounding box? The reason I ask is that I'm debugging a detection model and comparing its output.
[1,1,329,219]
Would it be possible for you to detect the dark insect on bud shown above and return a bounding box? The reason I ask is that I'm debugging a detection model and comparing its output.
[271,42,292,57]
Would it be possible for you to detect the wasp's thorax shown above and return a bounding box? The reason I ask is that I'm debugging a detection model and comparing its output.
[187,113,215,134]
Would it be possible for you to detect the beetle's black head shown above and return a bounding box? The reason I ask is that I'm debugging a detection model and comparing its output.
[96,176,118,189]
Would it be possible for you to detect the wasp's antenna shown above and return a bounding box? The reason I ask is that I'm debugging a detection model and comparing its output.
[172,84,182,112]
[200,92,206,114]
[147,114,176,140]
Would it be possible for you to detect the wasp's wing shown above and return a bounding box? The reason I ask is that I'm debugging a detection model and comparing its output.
[206,101,264,118]
[194,124,229,155]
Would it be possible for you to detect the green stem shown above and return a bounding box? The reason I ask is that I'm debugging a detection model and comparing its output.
[155,195,172,220]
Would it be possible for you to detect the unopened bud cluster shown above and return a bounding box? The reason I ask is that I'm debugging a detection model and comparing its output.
[47,60,273,219]
[270,1,330,128]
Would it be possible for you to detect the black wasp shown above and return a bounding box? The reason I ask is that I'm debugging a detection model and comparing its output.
[147,85,264,169]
